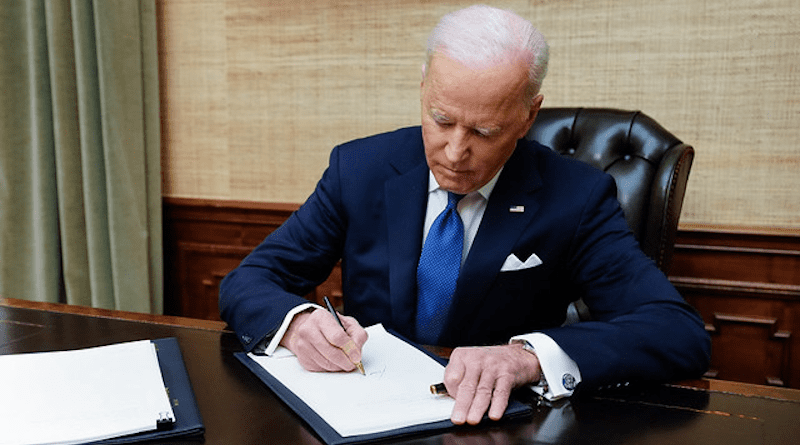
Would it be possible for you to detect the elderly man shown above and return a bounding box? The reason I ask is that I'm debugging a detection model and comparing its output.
[220,5,710,425]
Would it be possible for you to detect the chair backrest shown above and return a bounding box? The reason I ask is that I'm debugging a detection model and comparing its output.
[526,108,694,274]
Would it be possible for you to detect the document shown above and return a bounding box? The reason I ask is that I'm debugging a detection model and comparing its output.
[0,340,175,445]
[248,324,455,437]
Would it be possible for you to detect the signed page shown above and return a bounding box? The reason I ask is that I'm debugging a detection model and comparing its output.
[248,324,455,437]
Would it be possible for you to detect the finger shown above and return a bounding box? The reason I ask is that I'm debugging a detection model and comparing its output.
[289,309,355,372]
[292,338,335,371]
[447,356,480,424]
[317,316,360,371]
[339,338,361,366]
[443,349,467,396]
[292,323,347,372]
[338,315,369,363]
[280,311,329,371]
[486,374,514,421]
[465,369,497,425]
[308,337,356,372]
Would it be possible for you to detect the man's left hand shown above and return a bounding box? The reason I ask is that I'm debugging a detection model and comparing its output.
[443,343,541,425]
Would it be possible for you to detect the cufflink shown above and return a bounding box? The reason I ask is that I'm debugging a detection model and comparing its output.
[562,373,577,391]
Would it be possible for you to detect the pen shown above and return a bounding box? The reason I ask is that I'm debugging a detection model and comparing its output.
[430,382,448,395]
[323,296,365,375]
[430,382,552,407]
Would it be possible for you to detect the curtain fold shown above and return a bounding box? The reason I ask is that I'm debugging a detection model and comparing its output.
[0,0,162,314]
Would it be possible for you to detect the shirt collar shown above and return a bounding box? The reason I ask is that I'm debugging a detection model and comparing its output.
[427,167,503,201]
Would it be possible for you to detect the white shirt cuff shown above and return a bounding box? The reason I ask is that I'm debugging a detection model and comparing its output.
[262,303,320,355]
[510,332,582,400]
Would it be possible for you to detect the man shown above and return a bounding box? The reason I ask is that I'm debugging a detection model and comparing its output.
[220,5,710,426]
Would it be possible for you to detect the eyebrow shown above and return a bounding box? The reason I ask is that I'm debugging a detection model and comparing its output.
[430,108,451,122]
[429,107,503,135]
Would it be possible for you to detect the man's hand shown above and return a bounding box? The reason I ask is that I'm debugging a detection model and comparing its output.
[279,308,368,372]
[443,343,541,425]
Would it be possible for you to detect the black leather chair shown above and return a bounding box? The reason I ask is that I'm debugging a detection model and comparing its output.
[527,108,694,274]
[526,108,694,320]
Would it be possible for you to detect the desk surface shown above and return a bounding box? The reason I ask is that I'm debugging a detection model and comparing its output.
[3,298,799,445]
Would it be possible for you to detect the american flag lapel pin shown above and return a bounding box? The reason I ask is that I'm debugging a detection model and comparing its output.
[509,205,525,213]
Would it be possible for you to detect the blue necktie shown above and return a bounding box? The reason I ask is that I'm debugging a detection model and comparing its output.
[416,192,465,344]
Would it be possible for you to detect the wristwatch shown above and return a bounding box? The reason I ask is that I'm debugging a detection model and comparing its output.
[513,339,548,391]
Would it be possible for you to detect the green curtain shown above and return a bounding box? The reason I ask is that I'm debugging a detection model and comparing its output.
[0,0,162,313]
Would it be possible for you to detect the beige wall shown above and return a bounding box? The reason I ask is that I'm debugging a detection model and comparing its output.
[158,0,800,230]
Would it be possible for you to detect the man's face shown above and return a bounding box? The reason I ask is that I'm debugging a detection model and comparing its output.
[420,54,542,194]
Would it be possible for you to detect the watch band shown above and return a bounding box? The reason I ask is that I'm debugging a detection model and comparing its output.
[513,339,548,391]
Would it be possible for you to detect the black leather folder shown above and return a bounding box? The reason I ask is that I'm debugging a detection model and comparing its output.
[235,332,532,445]
[95,337,205,444]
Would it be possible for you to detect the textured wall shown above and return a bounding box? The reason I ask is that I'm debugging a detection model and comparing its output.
[158,0,800,229]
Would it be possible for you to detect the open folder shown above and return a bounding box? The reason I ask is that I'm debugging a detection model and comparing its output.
[235,324,532,445]
[0,337,203,445]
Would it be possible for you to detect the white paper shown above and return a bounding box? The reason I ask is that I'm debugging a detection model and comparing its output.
[0,340,175,445]
[249,324,455,437]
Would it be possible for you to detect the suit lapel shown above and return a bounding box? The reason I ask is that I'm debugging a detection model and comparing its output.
[384,140,429,332]
[440,143,544,344]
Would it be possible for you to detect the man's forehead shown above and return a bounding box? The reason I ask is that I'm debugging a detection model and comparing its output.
[424,56,528,103]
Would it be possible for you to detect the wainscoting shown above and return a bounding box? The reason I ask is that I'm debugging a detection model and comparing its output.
[162,198,342,321]
[670,227,800,388]
[163,197,800,388]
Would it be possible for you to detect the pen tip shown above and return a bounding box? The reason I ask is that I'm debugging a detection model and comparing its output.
[357,362,365,375]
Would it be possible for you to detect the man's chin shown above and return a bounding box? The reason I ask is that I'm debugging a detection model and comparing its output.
[433,172,476,194]
[436,180,471,195]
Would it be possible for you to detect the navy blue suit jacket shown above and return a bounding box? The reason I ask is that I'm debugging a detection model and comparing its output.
[219,126,710,389]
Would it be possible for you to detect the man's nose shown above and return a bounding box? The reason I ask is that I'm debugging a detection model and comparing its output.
[445,127,470,162]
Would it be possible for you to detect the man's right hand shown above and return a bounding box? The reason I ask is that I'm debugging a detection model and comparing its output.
[279,308,368,372]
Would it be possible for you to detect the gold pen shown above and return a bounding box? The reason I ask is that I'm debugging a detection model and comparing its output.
[323,296,365,375]
[430,382,448,395]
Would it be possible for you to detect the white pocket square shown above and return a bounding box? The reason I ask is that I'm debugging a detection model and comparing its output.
[500,253,543,271]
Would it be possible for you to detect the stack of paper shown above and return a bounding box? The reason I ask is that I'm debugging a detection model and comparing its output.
[249,324,455,437]
[0,340,174,445]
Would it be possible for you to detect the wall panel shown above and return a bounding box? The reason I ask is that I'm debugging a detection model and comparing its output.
[157,0,800,229]
[163,197,800,388]
[671,227,800,388]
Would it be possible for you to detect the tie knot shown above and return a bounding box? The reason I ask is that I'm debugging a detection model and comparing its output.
[447,192,465,208]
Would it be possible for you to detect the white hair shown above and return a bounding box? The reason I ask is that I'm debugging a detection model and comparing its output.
[425,4,550,105]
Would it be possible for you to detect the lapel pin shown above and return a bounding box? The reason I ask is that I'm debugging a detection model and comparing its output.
[509,205,525,213]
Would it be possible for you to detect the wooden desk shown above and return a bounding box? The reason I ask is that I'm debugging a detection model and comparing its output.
[3,298,800,445]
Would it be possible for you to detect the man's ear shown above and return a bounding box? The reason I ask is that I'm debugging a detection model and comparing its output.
[524,94,544,129]
[528,94,544,122]
[420,63,427,87]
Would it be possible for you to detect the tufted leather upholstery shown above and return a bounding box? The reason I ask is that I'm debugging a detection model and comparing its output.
[526,108,694,275]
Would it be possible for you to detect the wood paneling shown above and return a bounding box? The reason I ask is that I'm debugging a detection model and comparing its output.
[164,198,291,321]
[163,197,800,388]
[670,227,800,388]
[162,198,342,322]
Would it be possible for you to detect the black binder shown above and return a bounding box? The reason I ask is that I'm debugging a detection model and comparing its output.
[235,332,532,445]
[94,337,205,444]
